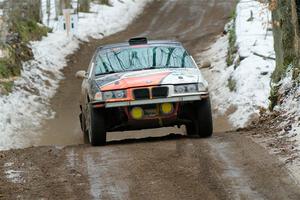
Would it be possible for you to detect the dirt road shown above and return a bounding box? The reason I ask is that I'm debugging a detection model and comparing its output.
[1,0,300,199]
[1,133,300,199]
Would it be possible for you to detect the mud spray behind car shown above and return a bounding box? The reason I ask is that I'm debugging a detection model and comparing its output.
[76,37,213,146]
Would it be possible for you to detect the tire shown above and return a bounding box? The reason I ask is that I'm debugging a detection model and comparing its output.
[79,113,87,133]
[87,105,107,146]
[79,113,89,144]
[186,98,213,138]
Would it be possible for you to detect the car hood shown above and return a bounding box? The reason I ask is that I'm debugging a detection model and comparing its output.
[96,68,206,91]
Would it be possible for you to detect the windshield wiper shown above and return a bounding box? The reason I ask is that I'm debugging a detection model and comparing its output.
[168,66,188,68]
[145,66,185,70]
[95,71,117,76]
[141,66,166,70]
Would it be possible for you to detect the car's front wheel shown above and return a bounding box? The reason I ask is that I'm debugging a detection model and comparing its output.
[186,98,213,138]
[79,112,89,144]
[88,105,107,146]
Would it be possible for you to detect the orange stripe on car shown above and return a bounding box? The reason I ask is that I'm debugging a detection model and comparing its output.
[100,71,171,91]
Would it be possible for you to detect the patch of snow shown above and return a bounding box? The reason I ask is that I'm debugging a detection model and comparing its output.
[41,0,57,28]
[5,169,23,184]
[201,0,275,128]
[0,49,4,58]
[200,35,231,114]
[288,162,300,184]
[4,162,14,167]
[0,0,151,150]
[274,68,300,145]
[84,154,103,200]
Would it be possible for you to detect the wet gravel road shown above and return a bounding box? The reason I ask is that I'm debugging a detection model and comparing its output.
[1,133,300,199]
[1,0,300,199]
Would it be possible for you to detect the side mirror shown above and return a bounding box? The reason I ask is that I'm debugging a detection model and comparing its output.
[75,70,87,79]
[201,60,211,68]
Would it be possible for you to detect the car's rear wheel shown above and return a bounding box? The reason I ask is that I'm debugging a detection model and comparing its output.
[186,98,213,138]
[88,105,107,146]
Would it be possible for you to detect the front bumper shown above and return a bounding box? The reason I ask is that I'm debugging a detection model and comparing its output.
[92,94,208,108]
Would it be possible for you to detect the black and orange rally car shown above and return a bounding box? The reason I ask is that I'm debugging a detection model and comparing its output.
[76,38,212,146]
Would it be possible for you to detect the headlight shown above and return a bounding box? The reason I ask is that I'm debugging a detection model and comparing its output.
[174,85,186,93]
[174,84,198,94]
[103,90,127,100]
[160,103,174,114]
[103,91,114,100]
[115,90,126,98]
[187,84,197,93]
[131,107,144,120]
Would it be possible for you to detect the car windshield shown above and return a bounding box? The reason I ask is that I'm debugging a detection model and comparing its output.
[94,45,195,75]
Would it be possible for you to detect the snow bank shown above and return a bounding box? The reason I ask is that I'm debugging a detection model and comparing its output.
[201,0,275,128]
[200,34,230,112]
[273,68,300,180]
[275,69,300,144]
[0,0,151,150]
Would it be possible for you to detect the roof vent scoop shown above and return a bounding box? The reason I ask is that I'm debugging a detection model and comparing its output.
[129,37,148,45]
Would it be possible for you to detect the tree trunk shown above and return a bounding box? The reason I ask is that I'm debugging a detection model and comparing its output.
[78,0,90,12]
[57,0,72,15]
[47,0,51,26]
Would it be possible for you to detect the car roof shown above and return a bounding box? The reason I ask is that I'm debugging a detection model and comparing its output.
[97,39,183,51]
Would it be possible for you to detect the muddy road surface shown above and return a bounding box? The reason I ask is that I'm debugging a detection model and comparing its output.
[1,0,300,199]
[1,133,300,199]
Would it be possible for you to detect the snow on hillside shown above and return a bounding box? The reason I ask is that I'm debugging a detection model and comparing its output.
[275,67,300,151]
[272,67,300,181]
[201,0,275,128]
[201,0,300,182]
[0,0,151,150]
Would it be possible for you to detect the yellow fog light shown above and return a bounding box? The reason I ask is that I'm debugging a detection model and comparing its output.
[131,107,144,120]
[160,103,173,114]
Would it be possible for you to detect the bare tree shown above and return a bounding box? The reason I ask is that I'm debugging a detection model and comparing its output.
[46,0,51,26]
[5,0,42,23]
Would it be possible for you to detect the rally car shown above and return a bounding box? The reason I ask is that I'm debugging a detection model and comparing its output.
[76,37,213,146]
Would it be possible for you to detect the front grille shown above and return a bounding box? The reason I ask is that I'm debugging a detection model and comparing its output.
[133,88,150,100]
[152,87,169,98]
